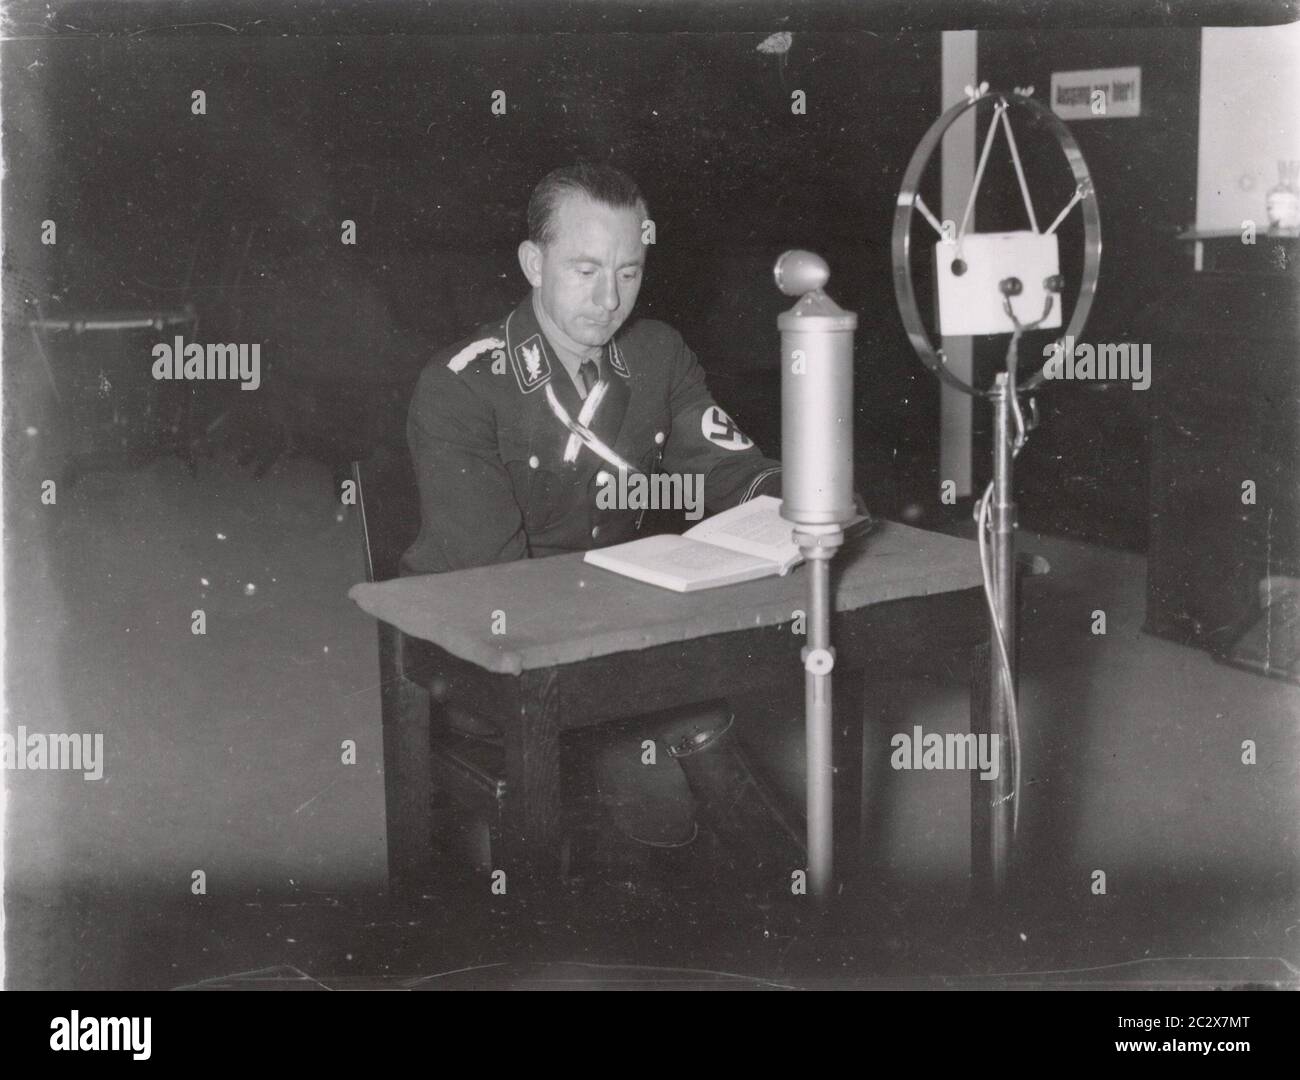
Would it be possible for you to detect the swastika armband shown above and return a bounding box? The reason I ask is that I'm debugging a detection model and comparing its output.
[700,406,754,450]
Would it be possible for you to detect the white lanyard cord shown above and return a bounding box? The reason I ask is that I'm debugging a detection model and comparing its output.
[565,377,607,461]
[544,381,638,474]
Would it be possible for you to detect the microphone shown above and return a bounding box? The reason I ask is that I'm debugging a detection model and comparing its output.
[775,250,860,904]
[775,250,857,527]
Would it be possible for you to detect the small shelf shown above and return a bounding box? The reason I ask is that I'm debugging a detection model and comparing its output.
[1176,228,1299,275]
[1177,227,1300,241]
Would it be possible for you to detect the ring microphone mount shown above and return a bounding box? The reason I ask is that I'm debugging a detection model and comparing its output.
[891,87,1103,895]
[892,87,1101,397]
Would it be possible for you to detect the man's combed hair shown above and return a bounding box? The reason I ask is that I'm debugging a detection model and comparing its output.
[527,163,646,247]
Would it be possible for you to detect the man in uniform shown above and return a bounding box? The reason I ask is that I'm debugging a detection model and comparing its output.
[402,163,801,874]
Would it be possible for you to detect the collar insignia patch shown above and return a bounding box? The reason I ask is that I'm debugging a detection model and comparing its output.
[607,340,630,378]
[511,334,552,393]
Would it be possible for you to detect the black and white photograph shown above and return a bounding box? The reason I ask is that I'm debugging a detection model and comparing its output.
[1,0,1297,1020]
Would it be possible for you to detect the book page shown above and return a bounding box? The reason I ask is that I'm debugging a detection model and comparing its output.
[682,495,800,569]
[583,535,778,592]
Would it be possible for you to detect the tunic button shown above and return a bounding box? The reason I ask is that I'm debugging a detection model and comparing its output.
[654,431,665,445]
[591,525,601,539]
[595,470,612,486]
[528,455,540,469]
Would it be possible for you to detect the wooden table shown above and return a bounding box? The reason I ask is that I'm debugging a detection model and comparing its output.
[349,521,996,889]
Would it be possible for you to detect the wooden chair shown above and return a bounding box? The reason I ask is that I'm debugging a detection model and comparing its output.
[352,446,508,893]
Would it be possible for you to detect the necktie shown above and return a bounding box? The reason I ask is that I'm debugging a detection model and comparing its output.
[579,358,600,396]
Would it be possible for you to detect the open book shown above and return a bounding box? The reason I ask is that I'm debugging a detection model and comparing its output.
[583,495,872,593]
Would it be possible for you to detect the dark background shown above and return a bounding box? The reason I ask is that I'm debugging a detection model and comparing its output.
[4,28,943,515]
[0,5,1278,547]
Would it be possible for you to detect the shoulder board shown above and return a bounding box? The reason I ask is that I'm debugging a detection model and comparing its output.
[446,336,505,374]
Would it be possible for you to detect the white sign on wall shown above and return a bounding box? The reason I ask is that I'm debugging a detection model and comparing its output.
[1196,25,1300,232]
[1050,66,1141,120]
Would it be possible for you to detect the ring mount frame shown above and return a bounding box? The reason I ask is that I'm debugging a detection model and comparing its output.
[891,89,1102,398]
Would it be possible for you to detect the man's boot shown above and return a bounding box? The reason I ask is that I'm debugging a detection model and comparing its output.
[591,730,699,850]
[667,711,806,879]
[587,729,699,900]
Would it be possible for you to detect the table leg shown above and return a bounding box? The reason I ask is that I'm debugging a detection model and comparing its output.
[502,667,563,881]
[380,628,433,896]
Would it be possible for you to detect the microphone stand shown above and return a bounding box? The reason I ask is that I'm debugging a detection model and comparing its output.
[977,281,1056,895]
[775,250,858,906]
[794,523,843,902]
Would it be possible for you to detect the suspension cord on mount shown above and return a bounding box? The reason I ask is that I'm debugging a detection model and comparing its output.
[975,326,1025,838]
[973,289,1052,839]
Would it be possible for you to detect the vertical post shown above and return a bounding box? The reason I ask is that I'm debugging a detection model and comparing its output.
[799,535,842,903]
[969,641,993,897]
[939,29,978,498]
[987,374,1016,893]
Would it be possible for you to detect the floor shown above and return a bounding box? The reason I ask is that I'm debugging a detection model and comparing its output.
[4,449,1298,989]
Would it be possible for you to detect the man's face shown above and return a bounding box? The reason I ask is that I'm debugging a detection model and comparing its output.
[520,192,646,351]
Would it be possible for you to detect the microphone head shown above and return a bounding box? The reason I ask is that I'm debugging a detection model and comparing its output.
[774,250,830,297]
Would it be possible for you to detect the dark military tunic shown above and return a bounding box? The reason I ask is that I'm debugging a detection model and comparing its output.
[401,293,783,575]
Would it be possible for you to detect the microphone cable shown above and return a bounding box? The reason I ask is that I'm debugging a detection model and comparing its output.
[973,320,1030,838]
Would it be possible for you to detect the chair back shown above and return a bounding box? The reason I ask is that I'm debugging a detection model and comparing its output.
[353,442,420,584]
